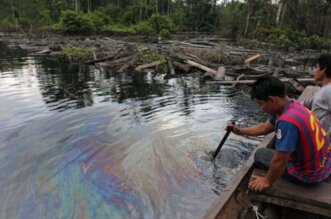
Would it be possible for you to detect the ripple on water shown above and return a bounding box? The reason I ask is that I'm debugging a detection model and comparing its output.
[0,54,266,219]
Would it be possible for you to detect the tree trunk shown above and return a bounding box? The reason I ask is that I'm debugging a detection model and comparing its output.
[321,4,330,36]
[280,0,288,26]
[167,0,170,16]
[276,0,283,25]
[87,0,91,13]
[75,0,80,11]
[155,0,158,15]
[10,0,18,30]
[244,0,253,38]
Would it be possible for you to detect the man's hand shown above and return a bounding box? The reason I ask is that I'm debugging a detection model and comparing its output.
[248,175,271,192]
[227,123,242,135]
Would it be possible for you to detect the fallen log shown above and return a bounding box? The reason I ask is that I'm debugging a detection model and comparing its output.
[178,42,212,48]
[230,74,245,88]
[244,54,261,64]
[135,60,164,71]
[184,59,218,75]
[84,52,117,64]
[215,66,226,80]
[206,78,315,85]
[288,78,305,93]
[84,44,137,65]
[167,57,175,75]
[272,67,281,78]
[118,55,138,73]
[103,55,136,67]
[173,61,190,72]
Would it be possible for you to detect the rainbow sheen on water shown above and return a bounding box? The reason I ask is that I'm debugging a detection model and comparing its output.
[0,44,263,219]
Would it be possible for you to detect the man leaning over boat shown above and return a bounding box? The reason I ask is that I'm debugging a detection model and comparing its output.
[228,76,331,192]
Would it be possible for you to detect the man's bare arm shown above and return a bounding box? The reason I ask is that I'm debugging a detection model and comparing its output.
[265,151,291,184]
[249,151,291,192]
[232,120,274,136]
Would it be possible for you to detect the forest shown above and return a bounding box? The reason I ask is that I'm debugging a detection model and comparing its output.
[0,0,330,49]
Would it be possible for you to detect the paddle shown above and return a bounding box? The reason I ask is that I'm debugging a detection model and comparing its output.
[213,121,235,159]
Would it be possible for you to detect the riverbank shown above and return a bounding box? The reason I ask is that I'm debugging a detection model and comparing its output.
[0,33,321,96]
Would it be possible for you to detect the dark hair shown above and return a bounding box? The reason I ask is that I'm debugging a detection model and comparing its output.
[250,76,286,101]
[317,53,331,78]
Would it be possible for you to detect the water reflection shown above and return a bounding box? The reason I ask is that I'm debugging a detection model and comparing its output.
[0,45,265,219]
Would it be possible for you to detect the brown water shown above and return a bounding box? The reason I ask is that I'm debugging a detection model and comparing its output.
[0,43,265,219]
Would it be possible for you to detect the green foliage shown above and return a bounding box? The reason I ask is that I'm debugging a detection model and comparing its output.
[133,21,154,35]
[171,11,185,31]
[42,23,62,32]
[99,4,123,23]
[308,35,331,50]
[250,0,277,28]
[121,3,155,25]
[121,5,141,25]
[137,52,165,65]
[61,44,97,62]
[0,17,16,32]
[148,15,174,34]
[255,27,331,50]
[60,10,95,34]
[85,10,108,31]
[1,0,330,43]
[35,9,53,27]
[102,24,136,34]
[159,29,171,38]
[217,1,245,37]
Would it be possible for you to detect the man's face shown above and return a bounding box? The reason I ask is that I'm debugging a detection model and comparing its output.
[256,97,276,116]
[314,64,326,81]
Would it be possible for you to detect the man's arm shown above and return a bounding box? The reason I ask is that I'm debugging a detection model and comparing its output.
[231,120,274,136]
[249,151,291,192]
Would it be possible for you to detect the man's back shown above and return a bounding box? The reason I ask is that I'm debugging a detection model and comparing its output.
[276,100,330,183]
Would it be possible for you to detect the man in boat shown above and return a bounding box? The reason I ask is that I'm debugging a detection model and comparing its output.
[303,53,331,140]
[228,76,331,192]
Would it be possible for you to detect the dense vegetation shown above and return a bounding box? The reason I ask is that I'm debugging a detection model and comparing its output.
[0,0,330,49]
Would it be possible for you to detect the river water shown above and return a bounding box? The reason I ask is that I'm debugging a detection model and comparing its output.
[0,43,265,219]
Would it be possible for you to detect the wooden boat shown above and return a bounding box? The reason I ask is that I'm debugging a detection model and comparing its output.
[203,86,331,219]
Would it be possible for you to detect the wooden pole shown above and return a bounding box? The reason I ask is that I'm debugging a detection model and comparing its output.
[213,121,235,159]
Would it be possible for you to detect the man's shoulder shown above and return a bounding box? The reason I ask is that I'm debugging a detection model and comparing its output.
[319,83,331,94]
[313,83,331,103]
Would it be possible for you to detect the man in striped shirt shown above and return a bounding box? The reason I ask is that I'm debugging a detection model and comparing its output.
[229,76,331,192]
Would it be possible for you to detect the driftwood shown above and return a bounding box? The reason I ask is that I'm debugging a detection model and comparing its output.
[206,78,315,85]
[230,74,245,88]
[118,55,138,73]
[288,78,305,93]
[234,65,274,75]
[178,42,212,48]
[203,66,226,81]
[244,54,261,64]
[173,61,190,72]
[84,52,117,64]
[84,44,137,65]
[272,67,281,77]
[184,59,218,75]
[103,55,136,67]
[170,50,212,68]
[215,66,226,80]
[135,60,164,71]
[167,56,175,75]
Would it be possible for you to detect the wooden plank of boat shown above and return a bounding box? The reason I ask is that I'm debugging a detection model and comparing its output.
[203,85,320,219]
[249,169,331,217]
